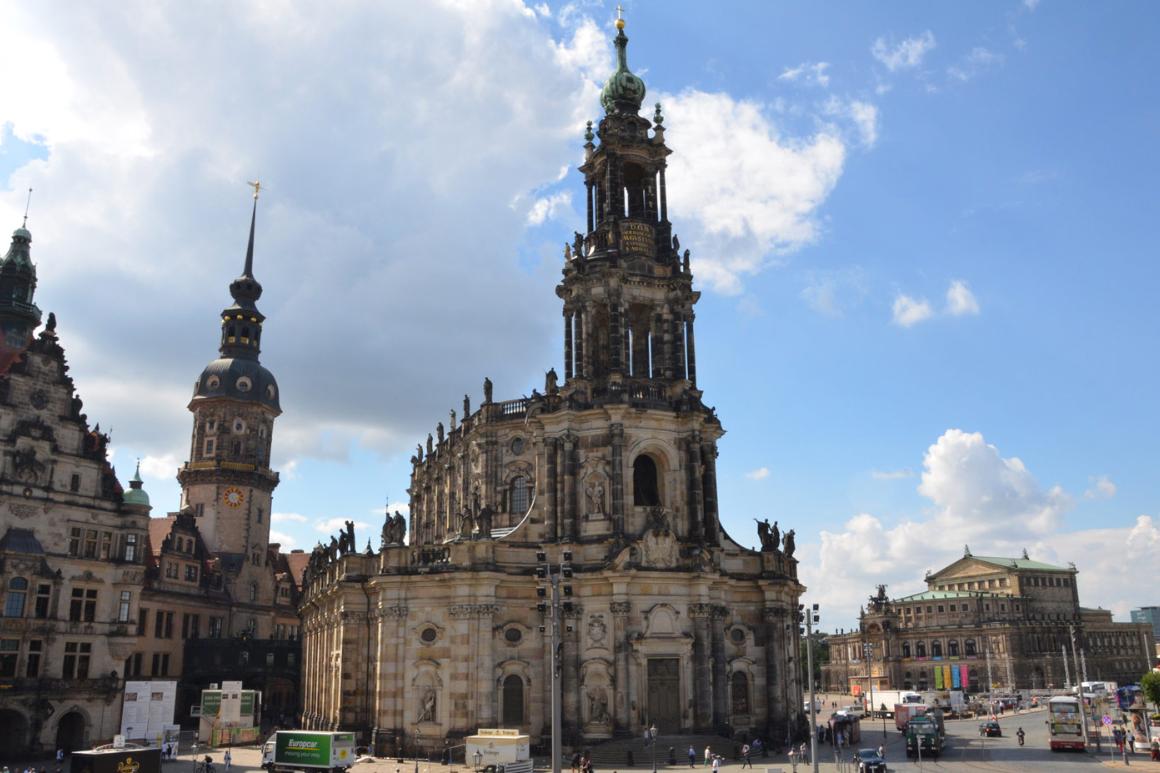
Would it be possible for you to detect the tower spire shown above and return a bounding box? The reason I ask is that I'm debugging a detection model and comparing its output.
[22,188,32,229]
[244,180,260,278]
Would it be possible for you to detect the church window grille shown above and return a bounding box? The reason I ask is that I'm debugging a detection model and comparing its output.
[68,527,81,556]
[165,562,179,579]
[0,639,20,677]
[3,578,28,618]
[257,507,263,524]
[948,639,959,657]
[83,529,98,558]
[62,642,91,679]
[207,419,217,433]
[249,583,258,602]
[34,584,50,618]
[70,473,80,492]
[901,641,911,658]
[185,564,199,582]
[731,671,751,715]
[510,476,531,516]
[100,531,113,560]
[117,591,132,623]
[209,617,223,638]
[137,608,148,636]
[70,588,97,623]
[916,642,926,658]
[25,640,41,677]
[931,641,943,658]
[502,675,525,726]
[195,503,204,517]
[632,455,660,506]
[205,438,215,456]
[124,533,138,562]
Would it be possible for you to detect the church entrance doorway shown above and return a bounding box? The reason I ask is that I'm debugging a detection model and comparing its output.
[55,711,86,753]
[647,658,680,733]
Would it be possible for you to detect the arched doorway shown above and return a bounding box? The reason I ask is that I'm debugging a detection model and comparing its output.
[56,711,86,753]
[633,456,660,506]
[0,709,30,757]
[501,675,524,726]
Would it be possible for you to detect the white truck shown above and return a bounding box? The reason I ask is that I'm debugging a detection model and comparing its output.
[869,691,921,717]
[465,729,530,773]
[262,731,356,772]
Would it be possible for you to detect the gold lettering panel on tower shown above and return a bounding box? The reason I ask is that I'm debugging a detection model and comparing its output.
[619,221,655,258]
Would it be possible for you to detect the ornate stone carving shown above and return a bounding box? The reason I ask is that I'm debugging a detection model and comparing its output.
[586,687,611,724]
[610,601,631,617]
[588,615,607,645]
[640,527,678,568]
[449,604,500,619]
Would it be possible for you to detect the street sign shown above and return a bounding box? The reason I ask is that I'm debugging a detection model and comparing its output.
[1101,715,1112,726]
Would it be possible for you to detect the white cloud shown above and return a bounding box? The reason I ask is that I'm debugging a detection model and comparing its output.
[801,429,1160,628]
[268,530,297,549]
[526,191,573,225]
[779,62,831,88]
[662,89,846,294]
[891,294,933,327]
[871,469,914,480]
[272,512,309,524]
[871,31,937,72]
[1084,475,1117,500]
[1023,0,1040,11]
[138,453,181,480]
[800,266,868,317]
[945,279,980,316]
[822,97,879,148]
[746,467,770,480]
[314,517,372,535]
[948,47,1005,83]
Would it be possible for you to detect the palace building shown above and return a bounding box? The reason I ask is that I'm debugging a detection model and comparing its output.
[0,224,150,753]
[298,17,805,755]
[822,549,1154,697]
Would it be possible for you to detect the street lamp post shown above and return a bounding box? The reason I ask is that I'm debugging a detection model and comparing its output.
[649,724,658,773]
[801,602,820,773]
[536,550,573,773]
[862,642,878,741]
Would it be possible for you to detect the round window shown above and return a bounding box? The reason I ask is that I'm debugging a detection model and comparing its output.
[730,628,745,644]
[233,419,246,434]
[266,384,277,400]
[420,627,438,644]
[511,437,525,455]
[236,376,252,393]
[206,375,220,390]
[504,628,523,644]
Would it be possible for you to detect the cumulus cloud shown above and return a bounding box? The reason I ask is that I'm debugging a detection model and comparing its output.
[746,467,770,481]
[799,429,1159,629]
[948,47,1005,83]
[272,512,309,524]
[800,266,868,317]
[822,97,879,148]
[891,294,934,327]
[779,62,831,88]
[314,517,372,535]
[871,31,937,72]
[526,191,573,225]
[268,530,298,549]
[1083,475,1117,500]
[945,279,980,316]
[662,90,846,294]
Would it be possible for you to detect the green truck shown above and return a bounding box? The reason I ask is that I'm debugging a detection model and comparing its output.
[262,731,356,772]
[905,716,944,759]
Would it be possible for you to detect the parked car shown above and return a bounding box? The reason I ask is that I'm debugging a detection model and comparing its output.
[979,720,1003,738]
[853,748,887,773]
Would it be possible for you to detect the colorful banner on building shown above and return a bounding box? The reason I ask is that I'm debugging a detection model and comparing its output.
[952,665,962,689]
[962,665,969,690]
[943,665,952,691]
[934,666,943,689]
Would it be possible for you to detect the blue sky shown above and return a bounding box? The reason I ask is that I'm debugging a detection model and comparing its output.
[1,0,1156,628]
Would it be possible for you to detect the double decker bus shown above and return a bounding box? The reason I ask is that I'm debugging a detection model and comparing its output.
[1048,696,1085,751]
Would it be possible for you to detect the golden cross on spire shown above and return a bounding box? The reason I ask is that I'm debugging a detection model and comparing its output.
[247,179,262,200]
[615,3,625,30]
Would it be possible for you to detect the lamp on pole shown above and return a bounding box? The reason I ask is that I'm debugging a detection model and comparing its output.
[649,723,658,773]
[862,642,877,741]
[800,602,820,773]
[537,550,573,773]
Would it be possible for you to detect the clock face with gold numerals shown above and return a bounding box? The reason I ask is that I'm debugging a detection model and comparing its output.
[223,486,245,508]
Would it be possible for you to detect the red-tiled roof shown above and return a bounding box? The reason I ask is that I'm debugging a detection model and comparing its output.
[285,551,309,589]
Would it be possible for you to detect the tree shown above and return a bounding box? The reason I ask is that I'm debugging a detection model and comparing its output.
[1141,670,1160,713]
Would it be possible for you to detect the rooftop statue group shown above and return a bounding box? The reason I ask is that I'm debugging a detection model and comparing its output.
[381,509,407,547]
[458,503,496,541]
[754,518,795,557]
[307,519,358,576]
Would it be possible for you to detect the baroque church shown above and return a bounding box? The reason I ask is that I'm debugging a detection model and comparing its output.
[298,17,805,754]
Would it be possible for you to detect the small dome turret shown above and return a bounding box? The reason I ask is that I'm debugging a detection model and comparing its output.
[123,461,151,508]
[600,14,646,115]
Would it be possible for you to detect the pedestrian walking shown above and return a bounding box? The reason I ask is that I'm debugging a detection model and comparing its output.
[703,746,711,767]
[687,746,696,767]
[710,755,720,773]
[740,743,751,769]
[55,751,63,765]
[572,752,581,773]
[1128,733,1135,754]
[223,750,231,772]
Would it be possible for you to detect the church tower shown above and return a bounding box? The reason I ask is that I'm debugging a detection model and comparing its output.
[177,187,281,559]
[0,220,43,373]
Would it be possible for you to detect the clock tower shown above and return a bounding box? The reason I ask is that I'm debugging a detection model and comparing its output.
[177,190,281,560]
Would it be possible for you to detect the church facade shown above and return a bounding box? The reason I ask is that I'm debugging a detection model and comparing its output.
[299,19,805,755]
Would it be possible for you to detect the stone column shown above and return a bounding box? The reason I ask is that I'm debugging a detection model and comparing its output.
[546,438,559,541]
[700,441,719,546]
[610,424,625,535]
[685,315,697,386]
[686,436,704,541]
[563,608,582,743]
[574,308,585,380]
[564,312,573,381]
[675,314,687,380]
[764,607,786,742]
[611,601,631,732]
[586,182,594,234]
[563,436,577,541]
[710,607,728,730]
[658,166,668,222]
[689,604,713,731]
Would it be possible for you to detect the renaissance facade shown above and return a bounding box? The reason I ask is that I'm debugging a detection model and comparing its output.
[822,549,1154,697]
[299,18,805,754]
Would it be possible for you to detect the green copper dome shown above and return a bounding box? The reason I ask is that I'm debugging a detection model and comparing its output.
[123,461,150,507]
[600,23,646,115]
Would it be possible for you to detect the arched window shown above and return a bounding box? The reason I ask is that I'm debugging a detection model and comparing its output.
[903,672,913,690]
[502,675,524,726]
[731,671,750,715]
[633,455,660,506]
[965,639,977,657]
[510,476,531,516]
[901,641,912,658]
[4,577,28,618]
[931,641,943,658]
[916,642,926,658]
[948,639,959,657]
[249,583,258,602]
